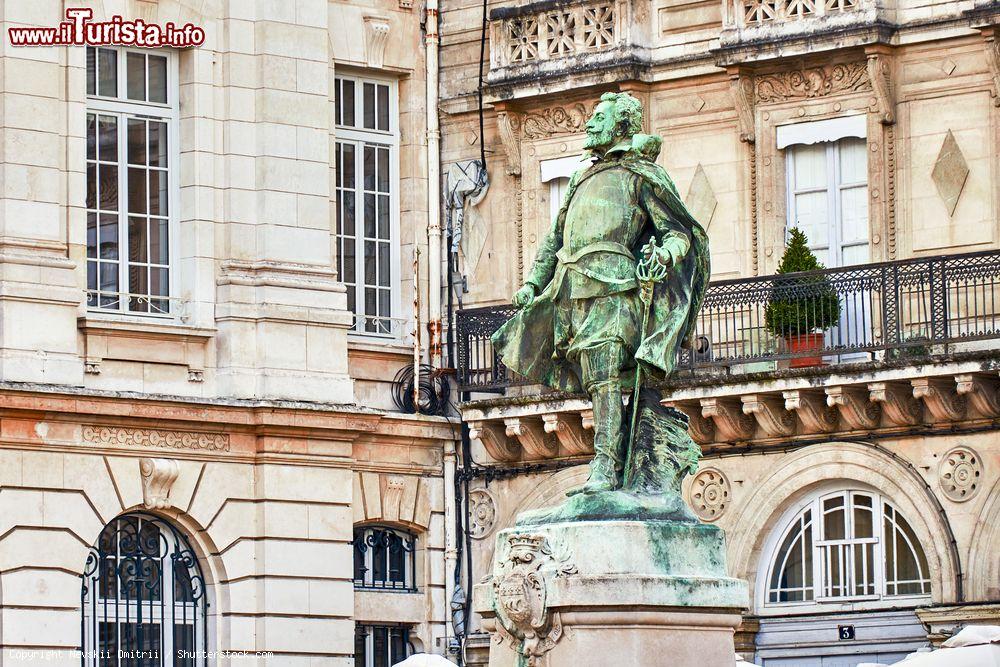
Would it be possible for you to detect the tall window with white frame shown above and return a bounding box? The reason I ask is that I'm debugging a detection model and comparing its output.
[86,46,177,315]
[334,74,399,336]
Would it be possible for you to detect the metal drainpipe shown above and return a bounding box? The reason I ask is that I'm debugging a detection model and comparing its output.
[443,438,458,652]
[426,0,443,368]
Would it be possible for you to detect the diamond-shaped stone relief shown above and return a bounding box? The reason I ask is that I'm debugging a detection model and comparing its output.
[685,164,718,227]
[931,130,970,217]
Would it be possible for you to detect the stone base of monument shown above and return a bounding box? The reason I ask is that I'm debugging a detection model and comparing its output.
[474,519,748,667]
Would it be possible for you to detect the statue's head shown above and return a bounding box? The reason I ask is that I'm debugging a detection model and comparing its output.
[583,92,643,154]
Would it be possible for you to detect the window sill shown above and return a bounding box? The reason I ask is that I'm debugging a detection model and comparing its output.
[348,335,413,354]
[78,314,216,340]
[758,594,933,617]
[78,315,215,380]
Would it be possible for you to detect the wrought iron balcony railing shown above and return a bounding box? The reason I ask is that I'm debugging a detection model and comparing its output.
[456,249,1000,394]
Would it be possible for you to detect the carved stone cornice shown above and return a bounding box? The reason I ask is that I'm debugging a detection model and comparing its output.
[496,110,523,176]
[826,386,881,430]
[866,52,895,125]
[954,374,1000,417]
[755,62,870,103]
[912,378,968,423]
[505,417,558,459]
[139,457,180,510]
[783,390,838,433]
[521,103,591,140]
[741,394,795,437]
[470,420,520,462]
[542,413,593,455]
[701,397,755,441]
[868,382,922,426]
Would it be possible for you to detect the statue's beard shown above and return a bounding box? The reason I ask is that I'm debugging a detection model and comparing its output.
[584,126,617,152]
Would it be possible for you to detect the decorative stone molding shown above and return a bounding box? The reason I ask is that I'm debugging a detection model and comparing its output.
[685,164,719,227]
[931,130,970,217]
[541,413,592,455]
[505,418,557,459]
[468,489,499,539]
[470,420,520,462]
[355,471,432,530]
[496,111,523,176]
[85,357,102,374]
[866,53,895,125]
[522,103,591,140]
[825,386,881,430]
[783,389,838,432]
[82,425,230,452]
[363,16,391,69]
[985,34,1000,107]
[187,368,204,383]
[730,72,756,143]
[689,468,731,521]
[755,62,870,103]
[741,394,795,437]
[868,382,922,426]
[954,374,1000,417]
[491,534,577,666]
[701,397,755,441]
[139,457,180,510]
[912,378,967,423]
[939,446,983,502]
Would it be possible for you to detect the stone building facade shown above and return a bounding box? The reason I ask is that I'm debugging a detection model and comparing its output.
[0,1,458,666]
[445,0,1000,665]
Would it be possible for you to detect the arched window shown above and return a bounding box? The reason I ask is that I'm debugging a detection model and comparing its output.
[82,513,208,666]
[765,490,931,606]
[352,525,416,591]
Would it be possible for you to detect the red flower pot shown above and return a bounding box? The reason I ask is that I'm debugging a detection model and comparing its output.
[787,332,826,368]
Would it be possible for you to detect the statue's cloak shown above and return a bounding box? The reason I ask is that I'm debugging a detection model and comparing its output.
[492,146,710,394]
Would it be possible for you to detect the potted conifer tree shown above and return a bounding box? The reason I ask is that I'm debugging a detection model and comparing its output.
[764,229,841,368]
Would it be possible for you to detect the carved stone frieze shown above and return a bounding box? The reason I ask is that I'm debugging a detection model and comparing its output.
[866,53,895,125]
[522,103,591,139]
[505,417,558,459]
[783,389,839,433]
[912,378,968,423]
[82,425,230,452]
[701,397,755,441]
[954,374,1000,417]
[868,382,923,426]
[496,110,522,176]
[755,62,870,103]
[492,533,577,666]
[470,420,520,462]
[741,394,795,437]
[542,413,593,455]
[825,386,881,430]
[139,457,180,510]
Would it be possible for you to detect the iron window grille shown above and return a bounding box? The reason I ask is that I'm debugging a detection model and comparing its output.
[81,513,208,666]
[352,526,417,592]
[354,624,412,667]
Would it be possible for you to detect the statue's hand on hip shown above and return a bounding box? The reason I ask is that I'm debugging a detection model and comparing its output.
[512,284,537,309]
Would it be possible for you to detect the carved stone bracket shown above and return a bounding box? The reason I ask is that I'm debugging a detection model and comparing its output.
[579,408,594,431]
[912,378,968,423]
[139,457,180,510]
[701,397,755,441]
[665,401,715,443]
[730,71,756,143]
[496,110,522,176]
[866,53,895,125]
[542,413,593,455]
[741,394,795,437]
[783,389,838,433]
[505,418,558,459]
[826,386,882,430]
[363,16,391,69]
[985,34,1000,107]
[954,374,1000,417]
[869,381,923,426]
[470,420,520,462]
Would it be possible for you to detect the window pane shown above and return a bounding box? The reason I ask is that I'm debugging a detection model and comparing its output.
[364,241,376,286]
[99,164,118,211]
[342,143,355,187]
[100,214,119,260]
[87,263,97,300]
[99,262,119,294]
[148,171,166,216]
[364,194,376,238]
[98,48,117,97]
[98,115,118,162]
[377,84,389,131]
[129,217,148,262]
[377,195,390,239]
[341,79,355,126]
[823,496,845,540]
[377,146,389,192]
[371,537,387,584]
[127,52,146,101]
[149,122,167,167]
[87,164,97,209]
[364,145,375,191]
[372,626,389,667]
[343,191,355,237]
[87,113,96,161]
[365,288,376,329]
[127,118,146,165]
[150,218,169,265]
[148,55,167,103]
[129,265,148,310]
[363,82,376,129]
[87,47,96,96]
[378,243,390,288]
[127,168,146,214]
[150,267,168,297]
[87,213,98,259]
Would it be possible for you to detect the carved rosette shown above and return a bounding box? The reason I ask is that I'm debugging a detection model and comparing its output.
[939,446,983,502]
[689,468,731,521]
[468,489,499,539]
[491,534,577,666]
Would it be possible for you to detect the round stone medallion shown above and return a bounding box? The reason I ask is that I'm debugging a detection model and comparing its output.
[468,488,498,539]
[939,447,983,502]
[690,468,731,521]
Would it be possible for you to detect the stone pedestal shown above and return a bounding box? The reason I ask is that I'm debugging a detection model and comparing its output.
[473,520,748,667]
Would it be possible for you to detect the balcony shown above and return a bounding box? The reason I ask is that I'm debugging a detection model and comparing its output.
[457,250,1000,461]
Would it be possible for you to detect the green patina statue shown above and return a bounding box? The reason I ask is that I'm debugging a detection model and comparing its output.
[491,92,711,524]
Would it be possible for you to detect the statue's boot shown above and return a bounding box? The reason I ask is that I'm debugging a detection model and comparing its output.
[568,381,624,495]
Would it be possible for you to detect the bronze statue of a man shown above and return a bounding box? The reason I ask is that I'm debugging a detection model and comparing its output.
[492,92,710,507]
